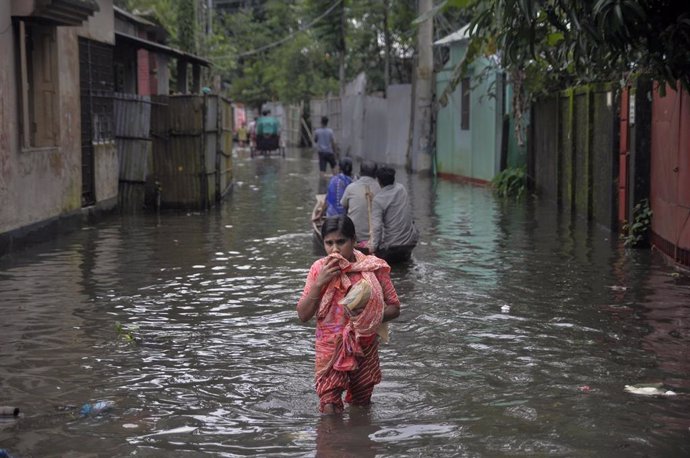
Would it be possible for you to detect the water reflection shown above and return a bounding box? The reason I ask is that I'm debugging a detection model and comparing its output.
[315,409,378,458]
[0,149,688,456]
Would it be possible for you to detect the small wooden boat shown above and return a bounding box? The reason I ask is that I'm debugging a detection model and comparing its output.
[311,194,326,244]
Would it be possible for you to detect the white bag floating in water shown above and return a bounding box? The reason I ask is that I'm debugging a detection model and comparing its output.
[624,384,677,396]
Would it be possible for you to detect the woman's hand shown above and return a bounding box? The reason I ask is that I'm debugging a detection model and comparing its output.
[316,257,341,289]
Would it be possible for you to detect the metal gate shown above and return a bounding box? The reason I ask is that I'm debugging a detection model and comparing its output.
[650,85,690,266]
[79,37,114,206]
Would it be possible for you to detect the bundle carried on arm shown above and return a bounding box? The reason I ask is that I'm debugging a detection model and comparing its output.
[314,251,391,379]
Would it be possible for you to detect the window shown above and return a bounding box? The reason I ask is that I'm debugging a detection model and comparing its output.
[16,20,59,148]
[460,77,470,131]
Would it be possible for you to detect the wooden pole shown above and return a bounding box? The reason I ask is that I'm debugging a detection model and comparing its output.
[366,185,373,247]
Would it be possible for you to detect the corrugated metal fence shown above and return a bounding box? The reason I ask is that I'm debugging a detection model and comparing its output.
[150,95,233,210]
[310,80,411,167]
[530,84,618,230]
[114,92,151,211]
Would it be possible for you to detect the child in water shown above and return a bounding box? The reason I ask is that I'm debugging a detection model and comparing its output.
[296,215,401,414]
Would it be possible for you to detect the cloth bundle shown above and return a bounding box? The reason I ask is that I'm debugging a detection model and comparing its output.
[338,278,389,343]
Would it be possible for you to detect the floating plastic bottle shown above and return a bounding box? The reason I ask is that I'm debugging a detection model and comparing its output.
[80,400,114,416]
[0,406,19,417]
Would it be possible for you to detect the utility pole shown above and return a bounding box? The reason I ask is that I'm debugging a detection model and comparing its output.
[207,0,213,35]
[383,0,391,96]
[407,0,433,171]
[339,1,347,96]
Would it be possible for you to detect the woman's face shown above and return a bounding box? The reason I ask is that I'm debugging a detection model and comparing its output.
[323,230,355,261]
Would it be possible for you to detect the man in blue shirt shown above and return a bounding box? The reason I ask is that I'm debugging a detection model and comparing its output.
[314,116,337,174]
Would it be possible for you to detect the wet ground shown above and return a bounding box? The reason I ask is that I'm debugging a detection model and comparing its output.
[1,148,689,457]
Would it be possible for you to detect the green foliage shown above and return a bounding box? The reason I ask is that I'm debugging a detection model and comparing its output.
[491,167,526,199]
[119,0,179,44]
[118,0,419,103]
[447,0,690,94]
[114,321,138,345]
[177,0,197,53]
[621,199,652,248]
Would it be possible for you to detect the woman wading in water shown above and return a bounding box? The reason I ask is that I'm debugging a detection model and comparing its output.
[297,215,401,414]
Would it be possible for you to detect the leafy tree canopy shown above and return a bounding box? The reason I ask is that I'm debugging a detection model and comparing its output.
[446,0,690,95]
[115,0,420,106]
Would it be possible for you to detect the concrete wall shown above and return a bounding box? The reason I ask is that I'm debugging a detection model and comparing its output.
[314,74,411,168]
[435,40,502,183]
[0,3,19,232]
[0,0,117,248]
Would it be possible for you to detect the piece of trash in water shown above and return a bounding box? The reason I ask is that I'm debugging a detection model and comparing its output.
[608,285,628,291]
[624,384,677,396]
[500,304,510,313]
[81,400,115,416]
[577,385,591,393]
[0,407,19,417]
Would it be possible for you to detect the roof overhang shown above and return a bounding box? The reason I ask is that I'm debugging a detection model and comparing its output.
[25,0,100,26]
[115,31,211,67]
[434,24,471,46]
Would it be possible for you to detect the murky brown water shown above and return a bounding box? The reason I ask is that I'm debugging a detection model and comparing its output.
[1,149,689,457]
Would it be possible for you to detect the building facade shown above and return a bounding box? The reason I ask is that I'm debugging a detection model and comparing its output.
[0,0,118,255]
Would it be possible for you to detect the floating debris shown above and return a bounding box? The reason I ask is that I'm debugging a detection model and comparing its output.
[624,384,677,396]
[81,400,115,416]
[0,406,19,417]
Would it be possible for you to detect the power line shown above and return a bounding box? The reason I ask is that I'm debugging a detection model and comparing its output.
[213,0,343,61]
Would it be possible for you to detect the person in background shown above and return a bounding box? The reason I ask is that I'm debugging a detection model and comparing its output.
[248,116,258,152]
[325,157,353,217]
[340,160,380,247]
[369,166,419,263]
[296,215,401,414]
[256,109,281,153]
[237,122,248,147]
[314,116,337,175]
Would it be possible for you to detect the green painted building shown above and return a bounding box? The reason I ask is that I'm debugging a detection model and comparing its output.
[434,25,526,183]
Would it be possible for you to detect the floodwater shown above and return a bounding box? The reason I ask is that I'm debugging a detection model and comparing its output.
[1,149,689,457]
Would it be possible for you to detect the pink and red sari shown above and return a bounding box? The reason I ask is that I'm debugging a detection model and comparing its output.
[297,250,400,412]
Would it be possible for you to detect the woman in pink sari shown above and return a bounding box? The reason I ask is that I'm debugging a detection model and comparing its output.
[297,215,401,414]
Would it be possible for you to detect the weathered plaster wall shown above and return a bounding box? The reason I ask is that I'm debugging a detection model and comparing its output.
[94,143,119,201]
[0,0,116,239]
[1,1,23,233]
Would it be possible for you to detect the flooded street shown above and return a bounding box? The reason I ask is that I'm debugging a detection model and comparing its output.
[1,149,689,457]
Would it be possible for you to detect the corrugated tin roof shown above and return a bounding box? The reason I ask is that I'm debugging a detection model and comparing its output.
[115,32,211,67]
[434,24,471,46]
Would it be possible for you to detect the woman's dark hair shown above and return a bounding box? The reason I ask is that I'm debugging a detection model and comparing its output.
[376,166,396,187]
[339,157,353,176]
[321,215,356,241]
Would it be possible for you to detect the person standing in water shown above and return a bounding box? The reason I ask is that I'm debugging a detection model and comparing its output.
[314,116,337,175]
[296,215,401,414]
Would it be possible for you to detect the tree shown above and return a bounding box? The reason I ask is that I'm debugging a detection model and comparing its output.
[447,0,690,95]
